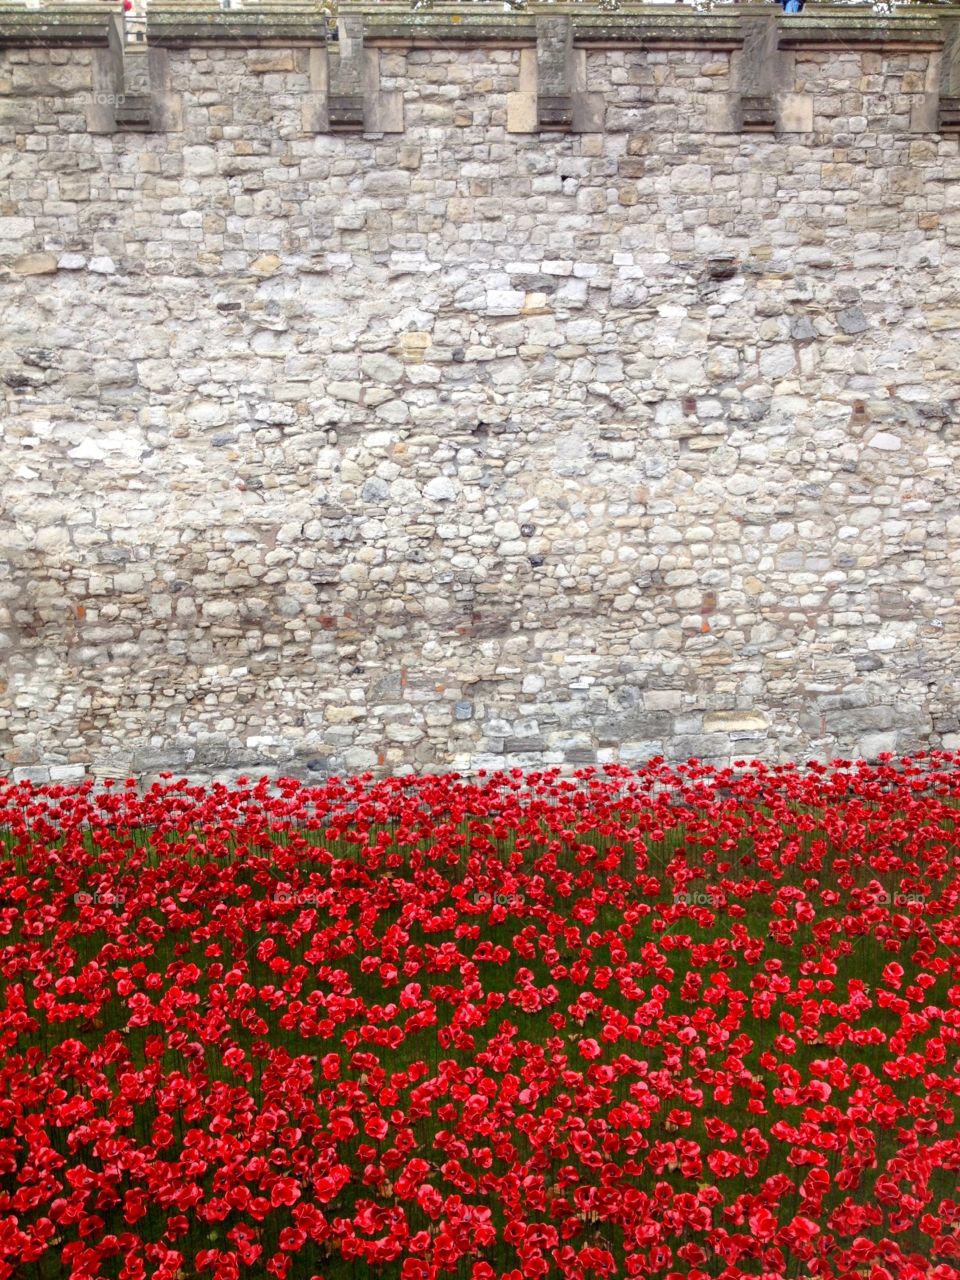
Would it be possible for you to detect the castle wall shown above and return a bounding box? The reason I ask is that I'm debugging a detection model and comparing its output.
[3,4,960,783]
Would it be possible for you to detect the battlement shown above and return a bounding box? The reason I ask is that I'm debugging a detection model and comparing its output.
[2,1,960,134]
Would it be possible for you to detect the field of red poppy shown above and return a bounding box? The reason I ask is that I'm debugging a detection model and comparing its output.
[1,753,959,1280]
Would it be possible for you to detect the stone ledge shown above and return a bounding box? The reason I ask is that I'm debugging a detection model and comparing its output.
[146,7,329,45]
[346,0,958,48]
[361,8,537,44]
[776,11,946,46]
[6,2,960,50]
[0,6,111,46]
[358,4,743,47]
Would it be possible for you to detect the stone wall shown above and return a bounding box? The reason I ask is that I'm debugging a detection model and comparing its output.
[3,2,960,784]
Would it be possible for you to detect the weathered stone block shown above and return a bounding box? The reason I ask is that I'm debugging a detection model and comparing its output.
[778,93,812,133]
[12,253,57,276]
[831,707,896,733]
[506,91,536,134]
[703,712,768,734]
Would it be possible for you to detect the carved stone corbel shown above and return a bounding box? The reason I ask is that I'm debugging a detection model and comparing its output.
[507,15,604,135]
[736,15,778,133]
[313,13,402,134]
[937,19,960,132]
[731,13,812,136]
[536,15,574,132]
[327,12,365,132]
[89,12,154,131]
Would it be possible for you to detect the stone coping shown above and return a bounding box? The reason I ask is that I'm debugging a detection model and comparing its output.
[356,2,957,47]
[146,7,330,43]
[0,5,112,45]
[1,1,958,47]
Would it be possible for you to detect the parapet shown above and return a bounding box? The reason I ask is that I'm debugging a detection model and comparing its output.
[2,0,960,134]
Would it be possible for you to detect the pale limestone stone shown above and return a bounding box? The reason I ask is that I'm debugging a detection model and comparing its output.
[424,476,456,502]
[183,145,217,176]
[758,345,797,378]
[703,712,768,733]
[868,432,902,451]
[68,439,106,461]
[486,290,524,316]
[361,353,403,383]
[778,94,813,133]
[327,382,362,403]
[0,217,33,240]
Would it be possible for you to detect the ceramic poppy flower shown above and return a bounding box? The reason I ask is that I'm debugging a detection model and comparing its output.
[0,755,958,1277]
